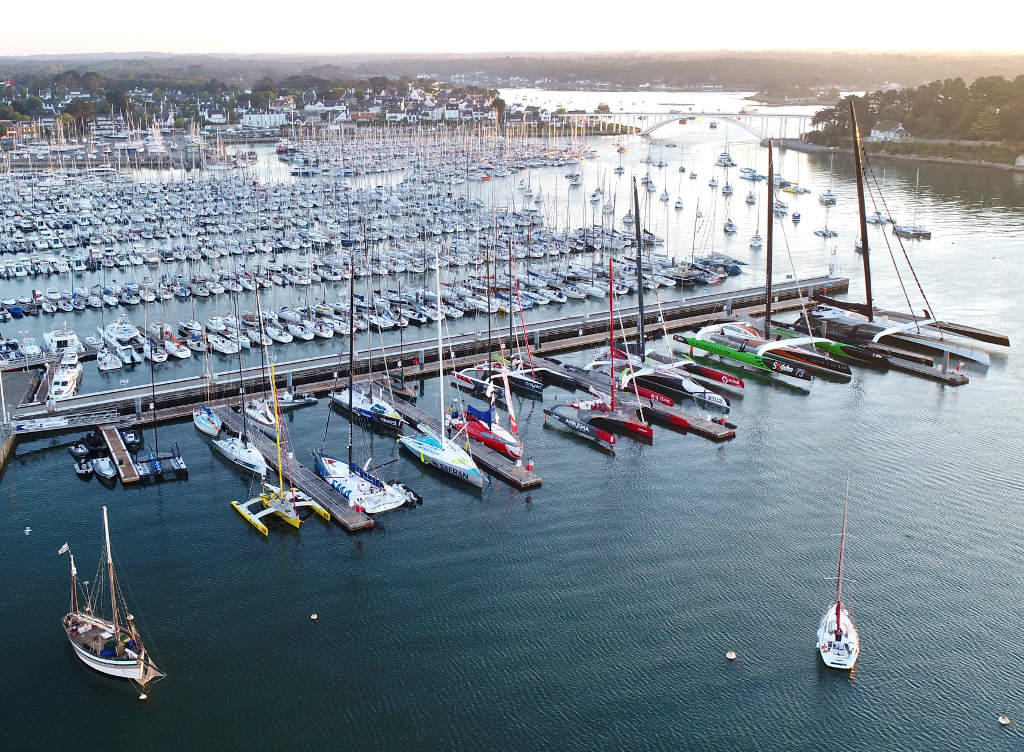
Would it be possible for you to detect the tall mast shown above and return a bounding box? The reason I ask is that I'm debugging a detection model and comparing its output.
[486,243,492,366]
[508,238,513,358]
[103,506,120,644]
[632,179,645,359]
[347,246,355,467]
[850,101,874,322]
[232,291,248,441]
[765,140,774,339]
[835,479,850,634]
[434,250,446,447]
[608,258,615,411]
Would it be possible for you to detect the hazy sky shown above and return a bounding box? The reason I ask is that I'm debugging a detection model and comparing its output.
[8,1,1022,55]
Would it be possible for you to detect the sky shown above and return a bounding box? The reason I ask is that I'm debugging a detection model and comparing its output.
[7,1,1023,55]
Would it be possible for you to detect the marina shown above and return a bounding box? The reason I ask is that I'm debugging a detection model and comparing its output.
[3,82,1022,752]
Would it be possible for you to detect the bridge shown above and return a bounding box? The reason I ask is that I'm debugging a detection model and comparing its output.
[555,110,814,140]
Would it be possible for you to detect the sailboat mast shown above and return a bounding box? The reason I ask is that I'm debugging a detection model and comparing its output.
[850,101,874,322]
[609,258,615,411]
[632,179,645,359]
[837,480,849,607]
[70,553,78,613]
[434,251,446,445]
[103,506,119,641]
[486,244,492,365]
[765,142,770,342]
[347,251,355,466]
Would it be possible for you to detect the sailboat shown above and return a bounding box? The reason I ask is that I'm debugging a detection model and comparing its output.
[61,507,164,690]
[231,359,331,535]
[314,268,418,514]
[817,481,860,670]
[193,332,222,436]
[213,295,267,477]
[398,252,484,489]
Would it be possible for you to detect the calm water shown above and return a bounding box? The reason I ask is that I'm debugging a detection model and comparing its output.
[2,122,1024,750]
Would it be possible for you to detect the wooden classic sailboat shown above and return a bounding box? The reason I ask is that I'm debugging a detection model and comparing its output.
[817,483,860,670]
[61,507,164,689]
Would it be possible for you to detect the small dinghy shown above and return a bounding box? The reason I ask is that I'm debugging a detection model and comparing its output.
[74,458,94,478]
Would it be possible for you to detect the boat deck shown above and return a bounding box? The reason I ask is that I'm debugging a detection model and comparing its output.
[211,406,374,532]
[99,425,140,484]
[374,383,542,491]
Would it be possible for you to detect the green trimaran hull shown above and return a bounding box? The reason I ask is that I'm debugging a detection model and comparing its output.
[677,335,812,381]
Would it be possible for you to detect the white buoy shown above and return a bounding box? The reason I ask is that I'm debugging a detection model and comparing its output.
[310,613,318,621]
[138,693,148,701]
[726,650,737,661]
[998,715,1011,726]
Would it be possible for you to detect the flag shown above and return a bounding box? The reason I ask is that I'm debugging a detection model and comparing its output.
[58,543,69,556]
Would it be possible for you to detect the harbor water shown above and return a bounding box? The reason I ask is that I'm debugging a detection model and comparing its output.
[2,103,1024,749]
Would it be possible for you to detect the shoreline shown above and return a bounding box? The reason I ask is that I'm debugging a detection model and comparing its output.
[770,138,1024,172]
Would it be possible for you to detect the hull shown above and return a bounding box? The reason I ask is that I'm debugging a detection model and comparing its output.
[399,435,484,488]
[678,335,813,383]
[68,637,148,680]
[817,602,860,670]
[213,437,267,476]
[193,408,222,436]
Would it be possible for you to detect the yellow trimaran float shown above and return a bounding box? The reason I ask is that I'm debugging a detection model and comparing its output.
[231,361,330,534]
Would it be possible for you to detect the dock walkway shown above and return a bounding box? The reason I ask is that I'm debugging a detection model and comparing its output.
[212,406,373,532]
[529,356,736,441]
[371,383,542,490]
[100,424,140,484]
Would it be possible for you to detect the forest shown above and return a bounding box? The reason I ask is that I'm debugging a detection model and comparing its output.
[807,76,1024,146]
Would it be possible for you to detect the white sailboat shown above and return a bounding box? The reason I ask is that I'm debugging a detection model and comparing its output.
[61,507,165,689]
[399,253,484,488]
[817,481,860,670]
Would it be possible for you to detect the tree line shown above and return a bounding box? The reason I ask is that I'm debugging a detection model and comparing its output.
[807,75,1024,146]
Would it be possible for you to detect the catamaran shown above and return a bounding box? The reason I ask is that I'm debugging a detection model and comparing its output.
[398,253,484,489]
[817,482,860,670]
[61,507,165,691]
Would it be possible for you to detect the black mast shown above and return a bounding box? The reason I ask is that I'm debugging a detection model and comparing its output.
[850,101,874,322]
[508,237,513,359]
[486,243,492,366]
[765,140,774,339]
[632,178,645,359]
[347,242,355,467]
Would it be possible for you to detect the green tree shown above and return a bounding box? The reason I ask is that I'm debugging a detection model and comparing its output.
[64,99,95,131]
[595,103,611,113]
[490,96,507,125]
[13,96,43,117]
[105,89,129,114]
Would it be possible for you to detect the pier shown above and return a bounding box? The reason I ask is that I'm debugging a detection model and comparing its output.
[99,424,140,484]
[369,383,542,491]
[7,276,848,427]
[211,406,374,532]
